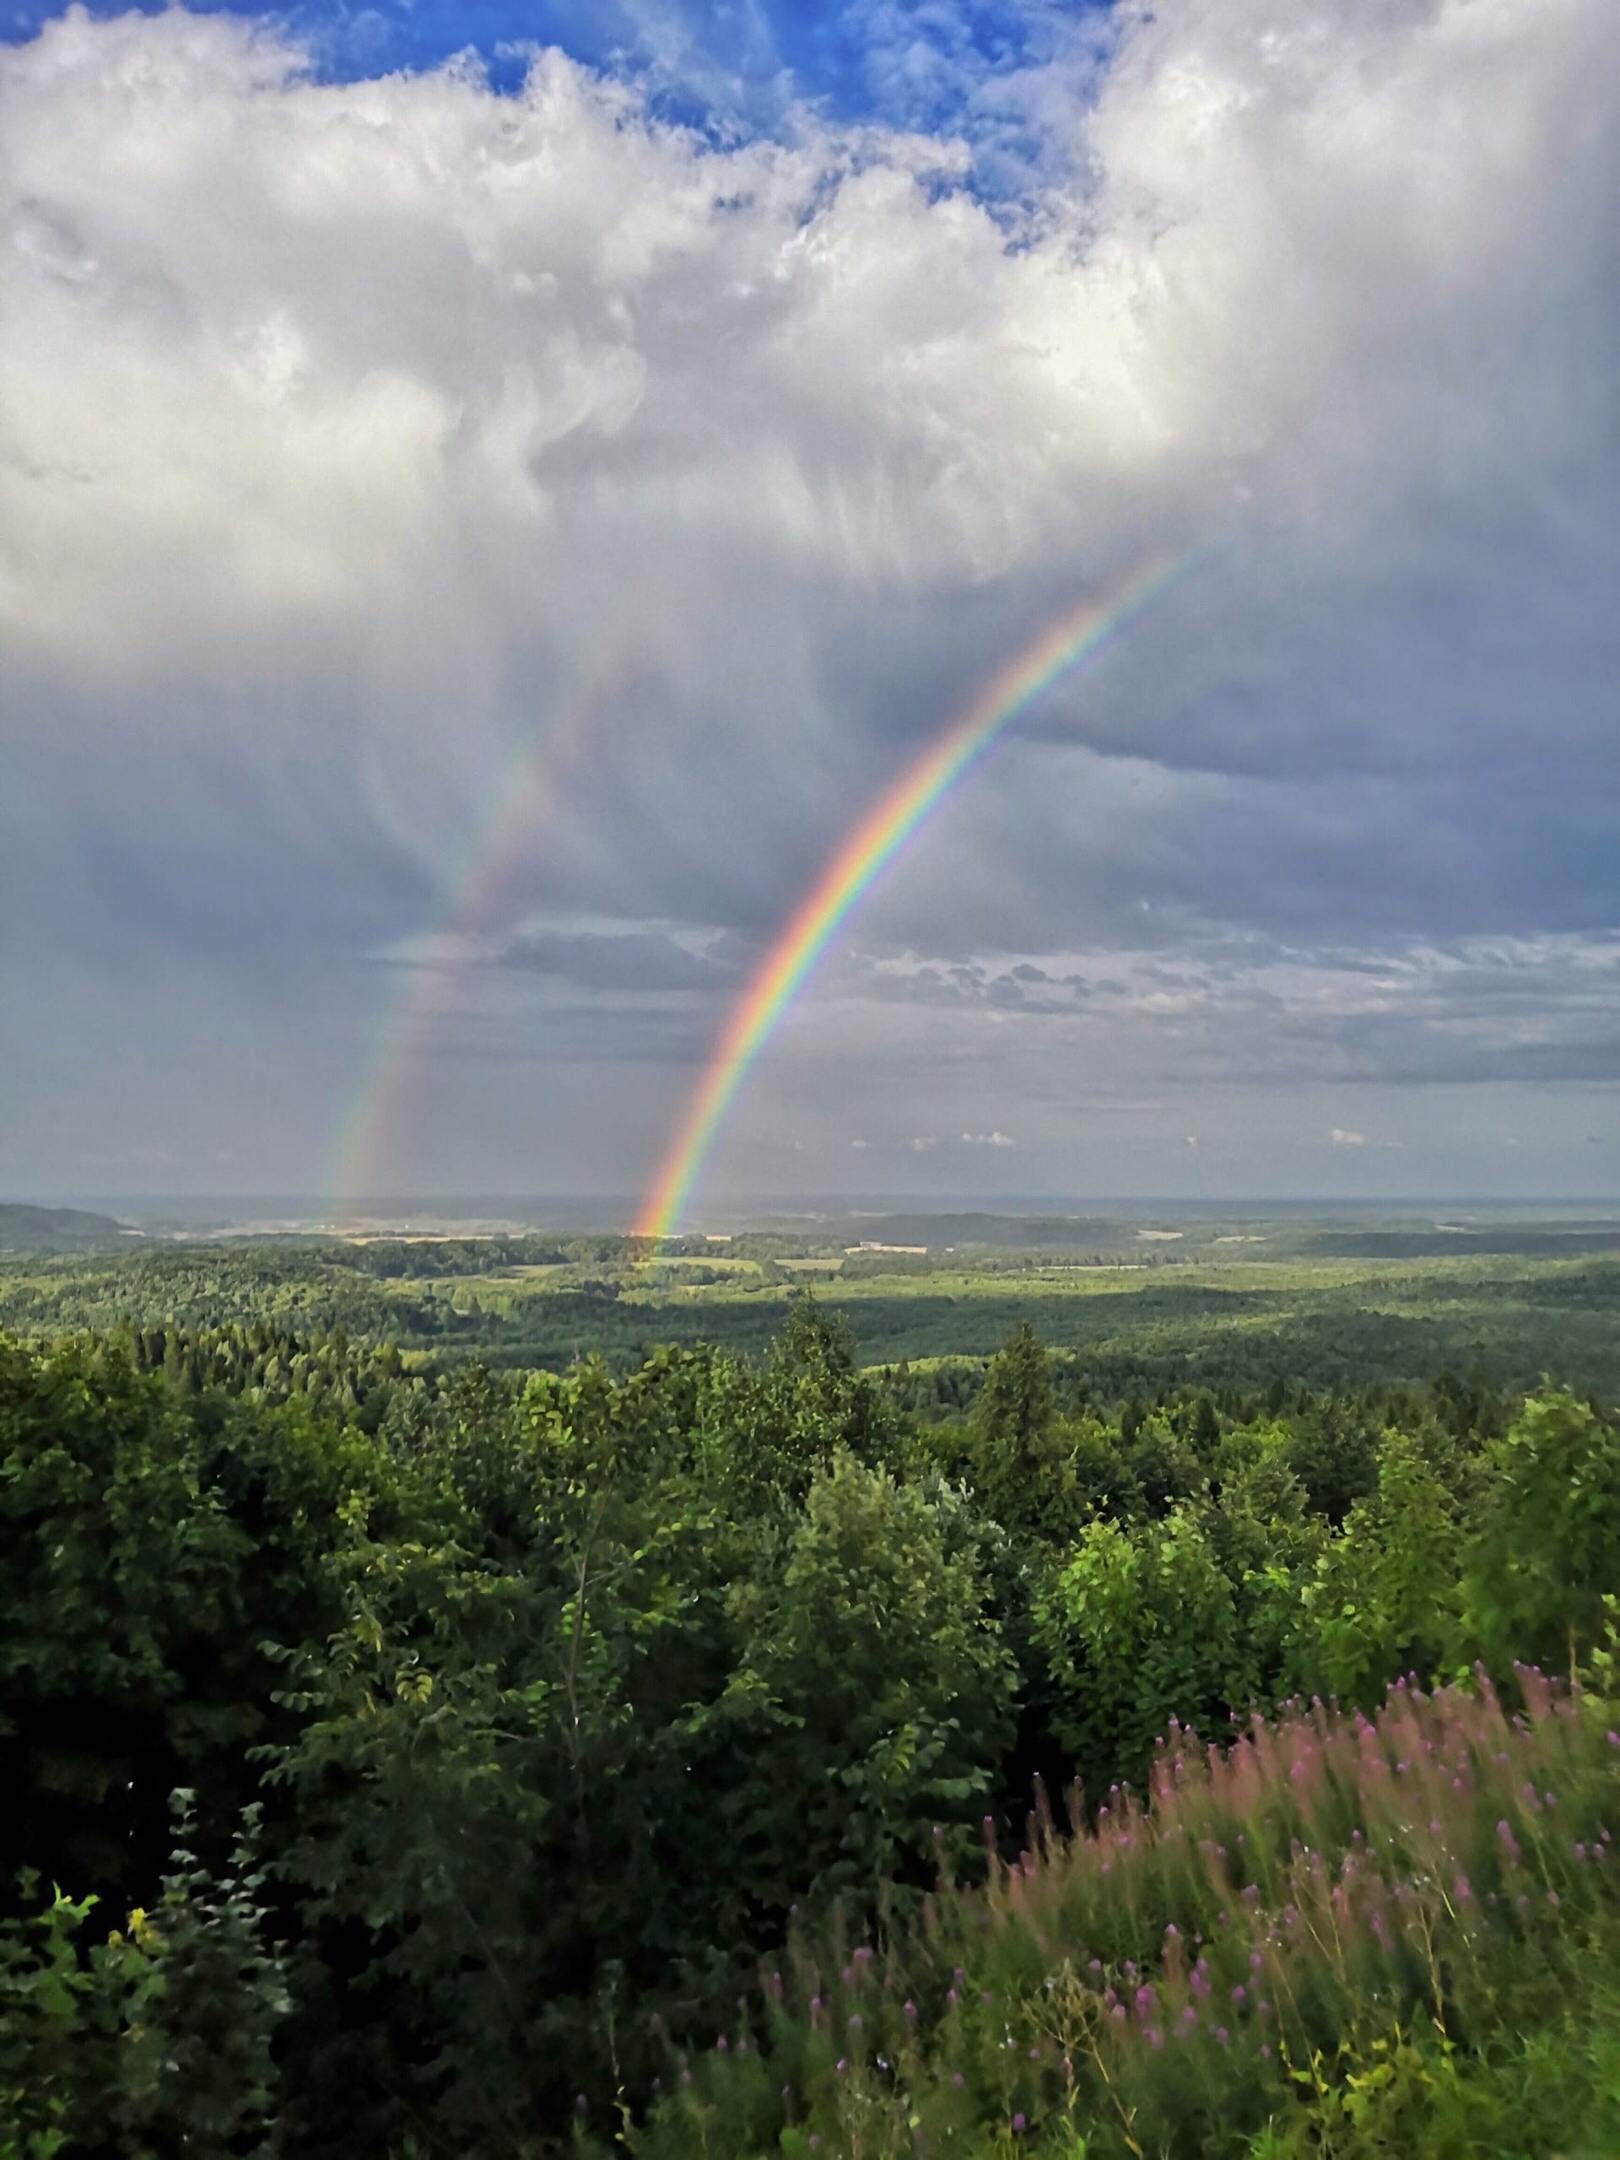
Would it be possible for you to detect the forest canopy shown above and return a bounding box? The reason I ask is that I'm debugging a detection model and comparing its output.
[5,1267,1620,2155]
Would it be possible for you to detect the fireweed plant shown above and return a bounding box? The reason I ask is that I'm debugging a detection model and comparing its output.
[633,1673,1620,2159]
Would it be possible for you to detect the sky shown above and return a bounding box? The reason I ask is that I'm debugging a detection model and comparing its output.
[1,0,1617,1213]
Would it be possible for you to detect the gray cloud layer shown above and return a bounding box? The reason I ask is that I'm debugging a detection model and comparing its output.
[1,0,1615,1201]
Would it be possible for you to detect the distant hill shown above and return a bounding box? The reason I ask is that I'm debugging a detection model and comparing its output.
[787,1212,1144,1250]
[1305,1225,1620,1260]
[0,1203,140,1253]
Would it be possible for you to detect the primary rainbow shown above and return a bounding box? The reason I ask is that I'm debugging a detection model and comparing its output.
[634,550,1192,1241]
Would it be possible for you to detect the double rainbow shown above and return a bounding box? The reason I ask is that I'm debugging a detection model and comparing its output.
[634,550,1191,1241]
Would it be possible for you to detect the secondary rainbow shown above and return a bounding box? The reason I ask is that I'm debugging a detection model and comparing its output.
[635,550,1193,1241]
[327,660,634,1218]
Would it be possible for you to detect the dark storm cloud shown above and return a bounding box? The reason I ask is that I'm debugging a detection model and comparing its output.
[497,927,741,993]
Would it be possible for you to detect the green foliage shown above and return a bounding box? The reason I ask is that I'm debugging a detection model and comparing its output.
[0,1328,389,1900]
[11,1233,1620,1400]
[1297,1426,1465,1702]
[4,1285,1620,2156]
[1466,1391,1620,1674]
[253,1327,1015,2149]
[0,1796,287,2159]
[1034,1510,1248,1784]
[637,1677,1620,2160]
[968,1323,1061,1529]
[712,1451,1017,1907]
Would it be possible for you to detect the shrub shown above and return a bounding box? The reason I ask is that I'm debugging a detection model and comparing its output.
[636,1672,1620,2158]
[0,1795,288,2159]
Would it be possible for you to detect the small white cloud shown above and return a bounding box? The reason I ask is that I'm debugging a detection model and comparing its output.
[910,1135,940,1152]
[1330,1128,1366,1147]
[1185,1134,1199,1148]
[849,1137,868,1149]
[959,1131,1015,1147]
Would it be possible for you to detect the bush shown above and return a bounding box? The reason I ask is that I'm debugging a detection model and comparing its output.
[0,1795,287,2159]
[637,1673,1620,2158]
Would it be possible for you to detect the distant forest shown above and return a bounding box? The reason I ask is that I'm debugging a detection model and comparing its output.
[6,1224,1620,1398]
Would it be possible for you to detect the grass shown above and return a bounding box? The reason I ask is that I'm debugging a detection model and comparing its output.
[631,1670,1620,2158]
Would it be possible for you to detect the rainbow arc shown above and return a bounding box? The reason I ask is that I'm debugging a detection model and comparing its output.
[634,550,1195,1242]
